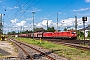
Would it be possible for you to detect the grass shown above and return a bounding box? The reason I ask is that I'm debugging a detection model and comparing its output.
[15,37,90,60]
[0,54,2,56]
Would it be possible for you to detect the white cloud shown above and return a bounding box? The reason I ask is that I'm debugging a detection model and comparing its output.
[10,18,17,23]
[72,8,89,12]
[59,17,90,30]
[59,18,75,27]
[16,20,26,26]
[4,17,90,34]
[42,20,48,26]
[31,8,41,12]
[7,7,14,10]
[85,0,90,3]
[77,13,90,16]
[14,6,18,8]
[35,17,90,30]
[7,6,18,10]
[36,20,53,27]
[34,19,56,30]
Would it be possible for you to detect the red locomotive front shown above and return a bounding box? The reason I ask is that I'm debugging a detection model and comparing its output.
[53,30,77,39]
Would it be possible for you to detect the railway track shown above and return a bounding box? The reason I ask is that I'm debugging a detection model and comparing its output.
[7,37,90,60]
[35,38,90,51]
[35,38,90,45]
[9,38,56,60]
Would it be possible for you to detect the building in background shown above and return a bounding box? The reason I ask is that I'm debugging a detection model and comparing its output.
[80,25,90,37]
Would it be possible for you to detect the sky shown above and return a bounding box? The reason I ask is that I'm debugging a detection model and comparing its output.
[0,0,90,34]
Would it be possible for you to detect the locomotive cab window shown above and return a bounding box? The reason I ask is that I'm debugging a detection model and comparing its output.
[72,32,76,34]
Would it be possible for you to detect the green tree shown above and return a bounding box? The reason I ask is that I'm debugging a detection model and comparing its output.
[21,30,33,34]
[7,32,12,35]
[34,28,39,32]
[47,26,55,32]
[34,28,45,32]
[22,30,28,34]
[88,25,90,27]
[77,30,84,38]
[63,27,67,31]
[7,31,16,35]
[12,31,16,35]
[88,31,90,38]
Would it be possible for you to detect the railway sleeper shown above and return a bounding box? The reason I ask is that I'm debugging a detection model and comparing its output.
[26,55,31,59]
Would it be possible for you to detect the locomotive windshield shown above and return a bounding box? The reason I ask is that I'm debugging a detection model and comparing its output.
[72,32,76,34]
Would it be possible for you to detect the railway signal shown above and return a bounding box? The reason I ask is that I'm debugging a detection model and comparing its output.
[82,17,87,21]
[82,16,87,43]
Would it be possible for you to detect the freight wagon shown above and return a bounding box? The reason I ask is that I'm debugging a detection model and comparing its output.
[18,30,77,39]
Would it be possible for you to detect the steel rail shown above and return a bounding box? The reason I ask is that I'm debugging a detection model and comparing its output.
[35,38,90,51]
[9,39,34,60]
[12,39,55,60]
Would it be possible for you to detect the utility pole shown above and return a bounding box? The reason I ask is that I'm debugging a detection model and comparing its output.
[3,14,5,34]
[75,16,77,39]
[47,20,48,30]
[75,16,77,31]
[20,26,22,34]
[32,12,36,40]
[2,10,6,35]
[0,14,3,34]
[57,13,58,31]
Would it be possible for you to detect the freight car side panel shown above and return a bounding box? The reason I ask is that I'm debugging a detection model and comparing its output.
[31,33,33,37]
[20,34,27,37]
[37,32,43,38]
[43,32,53,38]
[27,33,31,38]
[34,33,38,37]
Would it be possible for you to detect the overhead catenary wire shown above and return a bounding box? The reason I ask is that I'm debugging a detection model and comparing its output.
[0,0,4,14]
[7,0,42,21]
[7,0,31,21]
[6,0,20,20]
[3,0,42,33]
[46,0,78,19]
[0,0,7,34]
[0,1,6,23]
[3,0,27,33]
[18,0,36,19]
[56,0,77,31]
[18,0,42,20]
[58,0,77,12]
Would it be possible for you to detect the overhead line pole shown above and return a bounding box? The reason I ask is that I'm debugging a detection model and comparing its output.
[57,13,58,31]
[47,20,48,30]
[75,16,77,39]
[32,12,36,40]
[75,16,77,31]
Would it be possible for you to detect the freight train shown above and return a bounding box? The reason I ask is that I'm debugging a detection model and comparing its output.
[18,30,77,39]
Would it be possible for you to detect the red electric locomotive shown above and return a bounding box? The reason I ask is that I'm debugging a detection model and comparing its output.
[53,30,77,39]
